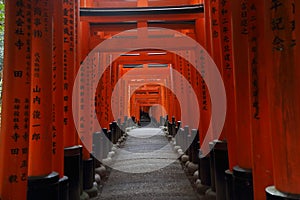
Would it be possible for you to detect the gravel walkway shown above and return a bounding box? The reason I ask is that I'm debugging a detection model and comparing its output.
[97,128,200,200]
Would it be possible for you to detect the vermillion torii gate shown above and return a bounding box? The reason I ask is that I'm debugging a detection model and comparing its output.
[0,1,300,200]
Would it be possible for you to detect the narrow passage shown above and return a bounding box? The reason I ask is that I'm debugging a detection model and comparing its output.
[98,128,200,200]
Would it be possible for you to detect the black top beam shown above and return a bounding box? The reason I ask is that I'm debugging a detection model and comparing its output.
[80,4,204,17]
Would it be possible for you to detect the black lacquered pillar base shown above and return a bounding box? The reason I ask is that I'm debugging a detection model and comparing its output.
[213,140,229,200]
[199,154,211,186]
[59,176,69,200]
[209,142,216,192]
[64,146,82,200]
[233,166,253,200]
[225,170,233,200]
[83,157,98,198]
[27,171,59,200]
[83,158,94,190]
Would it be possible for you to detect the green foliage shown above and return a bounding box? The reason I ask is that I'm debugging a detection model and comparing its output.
[0,1,4,33]
[0,0,4,71]
[0,0,4,98]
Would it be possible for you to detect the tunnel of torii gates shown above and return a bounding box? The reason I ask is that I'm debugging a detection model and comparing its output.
[0,0,299,200]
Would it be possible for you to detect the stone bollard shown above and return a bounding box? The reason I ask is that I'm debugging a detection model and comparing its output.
[107,130,113,152]
[171,116,176,124]
[110,122,117,144]
[92,131,103,167]
[160,116,165,126]
[176,128,184,149]
[184,126,190,155]
[209,142,216,193]
[102,128,109,158]
[189,129,200,164]
[167,121,173,139]
[175,121,181,137]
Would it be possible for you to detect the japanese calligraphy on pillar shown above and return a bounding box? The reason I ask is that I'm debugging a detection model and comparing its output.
[74,0,79,73]
[105,54,110,123]
[52,0,65,177]
[210,0,220,39]
[0,2,31,195]
[270,0,295,52]
[199,50,208,111]
[52,33,57,154]
[240,0,249,35]
[63,0,76,147]
[248,2,260,120]
[219,0,233,72]
[210,0,223,73]
[29,0,53,176]
[177,52,185,121]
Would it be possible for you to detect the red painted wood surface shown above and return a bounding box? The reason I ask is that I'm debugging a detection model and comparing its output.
[266,0,300,194]
[196,0,213,149]
[63,0,77,147]
[218,0,237,170]
[248,0,274,199]
[0,1,32,199]
[28,0,53,177]
[209,0,226,141]
[231,0,252,169]
[52,0,65,178]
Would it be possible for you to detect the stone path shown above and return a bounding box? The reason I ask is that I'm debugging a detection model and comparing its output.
[97,128,200,200]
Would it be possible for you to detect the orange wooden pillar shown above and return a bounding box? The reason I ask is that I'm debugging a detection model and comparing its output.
[265,1,300,199]
[53,0,70,199]
[81,52,97,196]
[102,54,112,128]
[0,1,31,199]
[76,0,95,198]
[218,0,237,171]
[78,10,93,163]
[217,1,239,199]
[231,0,252,170]
[183,51,195,129]
[231,1,254,199]
[53,0,64,179]
[74,0,80,145]
[167,65,176,121]
[203,0,212,54]
[210,0,224,116]
[27,1,59,199]
[247,0,274,199]
[77,25,91,161]
[63,0,77,148]
[174,53,184,124]
[111,62,119,122]
[193,18,207,167]
[208,1,230,199]
[195,1,214,188]
[63,0,82,199]
[171,59,178,122]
